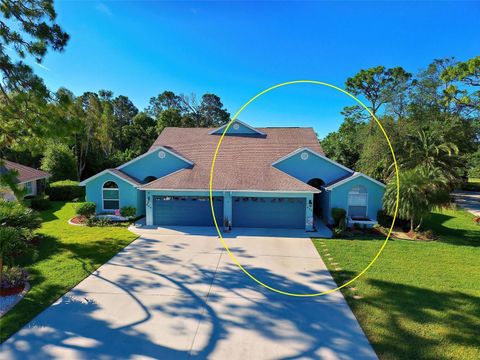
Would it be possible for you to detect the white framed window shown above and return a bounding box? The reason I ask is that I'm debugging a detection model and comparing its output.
[348,185,368,219]
[102,181,119,210]
[23,181,33,196]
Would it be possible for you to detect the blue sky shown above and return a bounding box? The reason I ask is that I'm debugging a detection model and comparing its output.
[35,1,479,138]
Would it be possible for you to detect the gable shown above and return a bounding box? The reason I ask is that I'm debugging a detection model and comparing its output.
[210,120,265,136]
[118,147,193,183]
[273,148,352,185]
[325,172,385,190]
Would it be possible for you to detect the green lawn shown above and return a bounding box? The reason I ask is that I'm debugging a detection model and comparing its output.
[313,208,480,360]
[0,201,138,343]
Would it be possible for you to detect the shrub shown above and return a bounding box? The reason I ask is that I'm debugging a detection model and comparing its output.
[41,142,77,182]
[47,180,85,201]
[0,267,29,289]
[120,206,136,218]
[86,217,112,227]
[30,197,51,211]
[76,202,96,217]
[377,210,393,227]
[331,208,346,226]
[0,200,41,231]
[333,227,344,238]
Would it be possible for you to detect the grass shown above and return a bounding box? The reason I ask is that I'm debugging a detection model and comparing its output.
[0,201,138,343]
[312,208,480,360]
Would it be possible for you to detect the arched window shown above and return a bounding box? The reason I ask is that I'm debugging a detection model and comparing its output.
[143,176,157,184]
[103,181,119,210]
[348,185,368,219]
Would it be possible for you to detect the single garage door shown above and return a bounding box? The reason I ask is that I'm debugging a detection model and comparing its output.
[232,197,306,229]
[153,196,223,226]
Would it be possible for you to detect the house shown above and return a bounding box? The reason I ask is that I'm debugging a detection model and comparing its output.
[80,120,385,231]
[0,160,50,200]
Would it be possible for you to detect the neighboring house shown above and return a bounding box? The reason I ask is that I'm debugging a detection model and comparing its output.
[0,160,50,200]
[80,120,385,231]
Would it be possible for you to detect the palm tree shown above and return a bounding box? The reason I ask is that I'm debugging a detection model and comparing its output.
[401,130,461,182]
[384,166,451,231]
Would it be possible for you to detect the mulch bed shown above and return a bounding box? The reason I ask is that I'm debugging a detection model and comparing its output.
[69,215,87,226]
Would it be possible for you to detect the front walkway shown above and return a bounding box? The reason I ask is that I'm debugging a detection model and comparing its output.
[452,191,480,216]
[1,225,375,360]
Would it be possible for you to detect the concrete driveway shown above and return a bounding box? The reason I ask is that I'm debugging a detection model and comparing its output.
[1,225,377,360]
[452,191,480,216]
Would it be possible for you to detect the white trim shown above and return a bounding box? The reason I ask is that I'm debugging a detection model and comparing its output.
[116,146,194,170]
[139,188,317,194]
[209,119,266,136]
[347,185,368,219]
[79,169,139,187]
[348,218,377,227]
[23,181,34,196]
[102,180,120,212]
[271,147,353,173]
[324,172,385,190]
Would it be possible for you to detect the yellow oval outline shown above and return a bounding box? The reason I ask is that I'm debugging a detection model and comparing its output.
[209,80,400,297]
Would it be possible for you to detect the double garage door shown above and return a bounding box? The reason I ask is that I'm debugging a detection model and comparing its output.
[153,195,306,229]
[153,196,223,226]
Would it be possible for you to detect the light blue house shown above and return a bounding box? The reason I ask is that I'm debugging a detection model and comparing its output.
[80,120,385,231]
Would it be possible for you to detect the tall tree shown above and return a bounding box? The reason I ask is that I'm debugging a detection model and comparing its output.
[345,66,412,119]
[0,0,69,141]
[441,56,480,113]
[320,113,366,169]
[0,0,68,190]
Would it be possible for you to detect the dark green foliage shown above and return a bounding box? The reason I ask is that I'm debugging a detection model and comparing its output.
[120,206,136,218]
[75,202,96,217]
[331,208,346,226]
[41,142,77,181]
[383,166,451,231]
[86,217,112,227]
[0,266,29,289]
[46,180,84,201]
[377,210,393,228]
[0,200,42,231]
[30,197,52,211]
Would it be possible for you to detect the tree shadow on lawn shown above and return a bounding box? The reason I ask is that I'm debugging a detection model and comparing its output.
[37,201,67,222]
[423,212,480,247]
[1,245,378,359]
[329,269,480,360]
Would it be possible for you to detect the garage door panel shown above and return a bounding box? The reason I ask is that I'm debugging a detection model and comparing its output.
[153,196,223,226]
[232,197,305,229]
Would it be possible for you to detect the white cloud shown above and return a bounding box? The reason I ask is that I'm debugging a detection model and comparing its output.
[35,62,50,71]
[96,2,113,17]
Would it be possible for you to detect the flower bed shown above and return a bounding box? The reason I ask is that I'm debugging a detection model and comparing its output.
[68,215,87,226]
[1,267,29,297]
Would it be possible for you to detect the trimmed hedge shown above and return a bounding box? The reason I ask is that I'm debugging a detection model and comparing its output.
[30,197,52,211]
[46,180,85,201]
[76,202,96,217]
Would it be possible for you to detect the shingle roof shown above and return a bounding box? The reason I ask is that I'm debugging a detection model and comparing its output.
[108,168,142,186]
[141,127,324,192]
[0,160,50,184]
